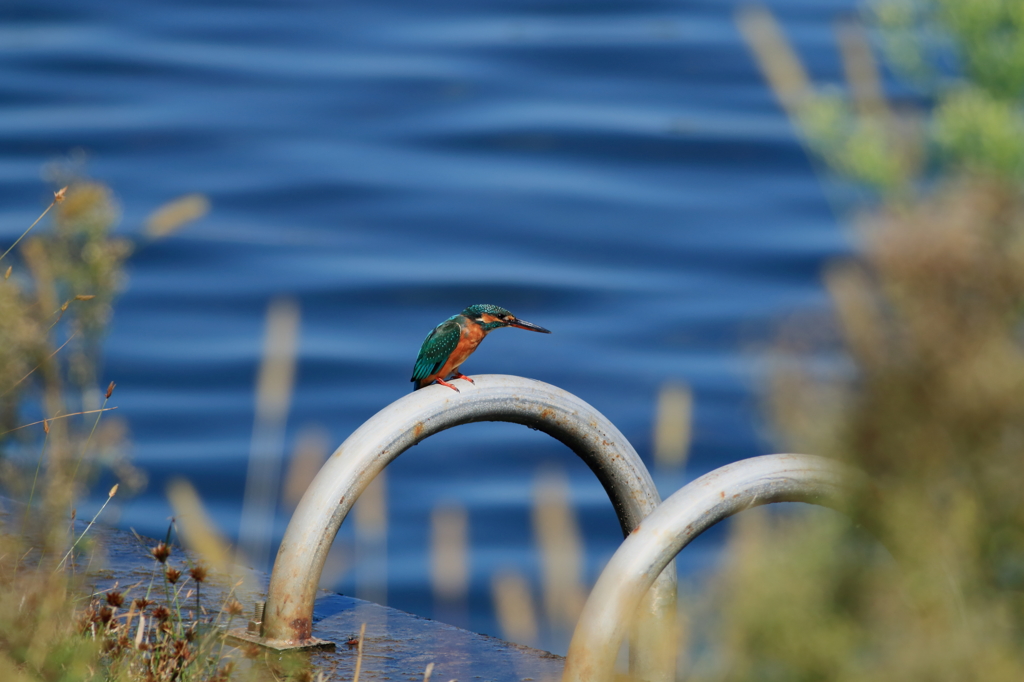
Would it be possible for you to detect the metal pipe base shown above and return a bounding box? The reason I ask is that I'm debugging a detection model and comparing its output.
[225,627,336,652]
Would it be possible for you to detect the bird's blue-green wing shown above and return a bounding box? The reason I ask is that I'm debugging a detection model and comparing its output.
[411,318,462,382]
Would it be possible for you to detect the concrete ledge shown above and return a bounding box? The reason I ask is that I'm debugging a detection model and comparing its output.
[90,523,564,682]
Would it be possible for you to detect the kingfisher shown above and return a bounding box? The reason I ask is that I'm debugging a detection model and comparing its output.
[411,304,551,392]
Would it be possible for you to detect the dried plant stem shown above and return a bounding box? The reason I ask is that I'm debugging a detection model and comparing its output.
[56,484,117,571]
[735,5,811,117]
[0,187,65,264]
[16,424,53,574]
[2,330,79,398]
[47,295,95,331]
[26,422,51,513]
[353,622,367,682]
[212,579,245,662]
[0,407,117,437]
[49,301,76,330]
[71,392,112,485]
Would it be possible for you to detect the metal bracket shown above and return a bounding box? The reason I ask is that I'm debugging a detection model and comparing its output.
[224,599,336,652]
[258,374,676,682]
[562,453,857,682]
[225,628,336,652]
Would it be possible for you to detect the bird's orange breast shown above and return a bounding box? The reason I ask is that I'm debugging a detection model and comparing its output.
[439,323,487,375]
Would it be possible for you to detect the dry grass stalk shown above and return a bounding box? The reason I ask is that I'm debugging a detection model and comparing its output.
[653,382,692,470]
[281,425,330,510]
[533,468,585,631]
[352,622,367,682]
[238,297,300,570]
[355,470,388,605]
[167,478,235,575]
[431,503,468,603]
[492,571,539,646]
[736,6,812,117]
[144,194,210,238]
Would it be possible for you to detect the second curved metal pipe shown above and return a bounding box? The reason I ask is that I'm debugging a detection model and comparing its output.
[562,453,856,682]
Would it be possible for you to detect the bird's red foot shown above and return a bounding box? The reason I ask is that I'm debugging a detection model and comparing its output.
[452,371,475,384]
[435,378,461,392]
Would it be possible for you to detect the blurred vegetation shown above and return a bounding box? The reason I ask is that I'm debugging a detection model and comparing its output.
[0,178,277,681]
[0,180,134,528]
[687,2,1024,680]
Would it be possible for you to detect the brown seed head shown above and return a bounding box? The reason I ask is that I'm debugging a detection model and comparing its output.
[99,606,114,624]
[106,591,124,608]
[225,599,244,617]
[80,603,99,623]
[54,186,67,203]
[208,662,233,682]
[133,597,152,611]
[165,567,182,584]
[43,420,49,435]
[188,564,207,583]
[106,381,116,399]
[152,605,171,622]
[151,542,171,563]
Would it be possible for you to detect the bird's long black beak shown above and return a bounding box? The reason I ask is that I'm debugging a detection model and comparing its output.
[508,318,551,333]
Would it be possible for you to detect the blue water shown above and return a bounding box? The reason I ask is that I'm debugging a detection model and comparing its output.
[1,0,854,654]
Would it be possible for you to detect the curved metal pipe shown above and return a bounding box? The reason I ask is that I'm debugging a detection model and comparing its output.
[262,374,676,679]
[562,453,857,682]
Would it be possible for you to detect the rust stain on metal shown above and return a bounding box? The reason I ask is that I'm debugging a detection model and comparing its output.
[339,496,345,505]
[720,491,725,499]
[540,408,554,419]
[290,617,313,640]
[413,422,424,439]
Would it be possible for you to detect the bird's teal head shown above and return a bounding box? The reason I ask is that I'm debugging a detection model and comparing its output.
[461,304,552,334]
